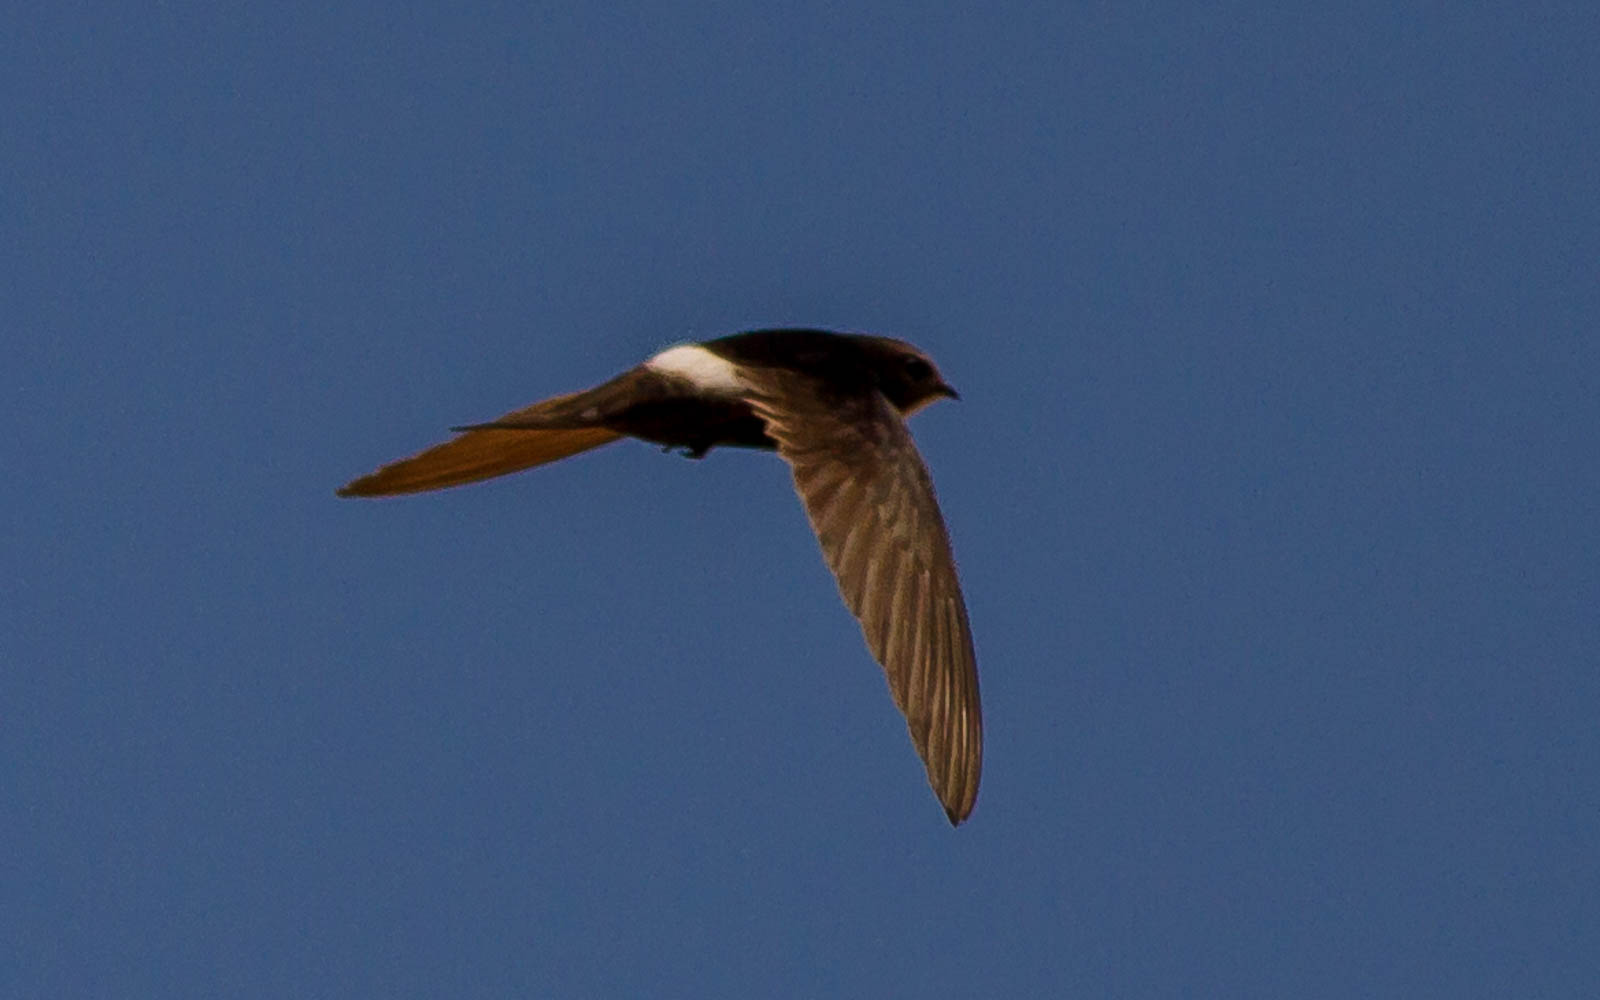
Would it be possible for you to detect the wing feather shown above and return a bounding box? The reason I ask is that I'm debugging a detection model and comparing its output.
[739,368,982,824]
[338,392,623,497]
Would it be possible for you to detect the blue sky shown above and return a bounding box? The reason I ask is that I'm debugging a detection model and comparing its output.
[6,3,1598,996]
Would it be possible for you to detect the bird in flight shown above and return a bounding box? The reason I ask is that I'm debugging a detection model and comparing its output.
[338,329,982,824]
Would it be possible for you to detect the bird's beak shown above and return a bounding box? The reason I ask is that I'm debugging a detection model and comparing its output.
[937,383,961,401]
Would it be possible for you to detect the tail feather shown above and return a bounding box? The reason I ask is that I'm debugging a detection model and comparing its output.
[337,393,624,498]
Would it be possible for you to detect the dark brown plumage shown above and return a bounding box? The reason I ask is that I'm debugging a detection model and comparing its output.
[338,329,982,824]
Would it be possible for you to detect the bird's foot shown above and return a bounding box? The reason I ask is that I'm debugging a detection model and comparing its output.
[660,444,711,460]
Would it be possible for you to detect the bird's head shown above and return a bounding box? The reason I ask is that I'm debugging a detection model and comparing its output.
[865,338,960,415]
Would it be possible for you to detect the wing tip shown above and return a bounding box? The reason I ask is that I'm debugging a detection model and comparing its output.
[335,479,377,498]
[336,470,421,498]
[941,785,978,826]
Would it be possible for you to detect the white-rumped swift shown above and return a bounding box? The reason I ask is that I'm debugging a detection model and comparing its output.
[339,329,982,823]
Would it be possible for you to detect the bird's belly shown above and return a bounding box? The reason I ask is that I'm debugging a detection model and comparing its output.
[608,398,774,452]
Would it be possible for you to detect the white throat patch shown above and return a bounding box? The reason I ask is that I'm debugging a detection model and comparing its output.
[645,344,746,395]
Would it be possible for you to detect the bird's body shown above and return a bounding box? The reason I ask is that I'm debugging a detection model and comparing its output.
[339,329,983,824]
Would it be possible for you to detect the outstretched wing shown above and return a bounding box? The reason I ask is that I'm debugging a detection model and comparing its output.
[740,368,982,824]
[338,390,624,497]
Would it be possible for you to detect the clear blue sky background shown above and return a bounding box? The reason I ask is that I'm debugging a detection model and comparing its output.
[6,4,1597,996]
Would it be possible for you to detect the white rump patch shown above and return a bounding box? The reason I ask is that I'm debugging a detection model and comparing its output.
[645,343,745,395]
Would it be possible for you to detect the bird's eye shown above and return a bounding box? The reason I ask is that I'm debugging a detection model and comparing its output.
[904,357,933,380]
